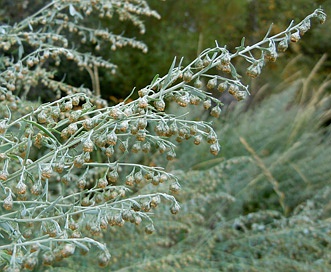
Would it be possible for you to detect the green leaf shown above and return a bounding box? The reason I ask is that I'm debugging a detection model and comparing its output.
[163,57,177,88]
[69,4,77,16]
[151,74,159,86]
[230,63,241,79]
[24,119,61,146]
[69,4,83,20]
[18,45,24,60]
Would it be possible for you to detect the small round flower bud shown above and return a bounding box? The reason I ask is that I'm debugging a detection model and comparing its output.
[83,138,94,152]
[67,123,78,135]
[0,170,9,181]
[37,111,48,124]
[107,170,119,183]
[159,173,168,183]
[138,97,149,109]
[217,82,228,93]
[234,91,247,101]
[169,122,178,135]
[142,142,151,153]
[207,133,217,144]
[133,214,142,225]
[247,64,261,78]
[145,224,155,234]
[53,163,64,173]
[183,70,193,83]
[203,99,212,110]
[141,201,151,212]
[41,165,53,180]
[194,58,204,69]
[109,108,123,119]
[194,134,203,145]
[97,177,108,188]
[194,78,203,89]
[61,243,75,258]
[228,84,239,96]
[138,88,149,97]
[166,150,176,161]
[77,178,86,189]
[150,195,161,208]
[221,52,231,65]
[177,94,190,107]
[278,39,288,52]
[23,256,38,270]
[72,96,80,106]
[170,202,180,214]
[137,118,148,129]
[158,142,167,153]
[317,13,326,24]
[136,130,146,141]
[207,77,217,89]
[210,106,222,118]
[82,118,94,130]
[0,120,8,134]
[118,120,129,132]
[169,181,181,194]
[106,131,117,146]
[31,183,42,195]
[61,174,72,185]
[134,171,144,184]
[290,31,301,42]
[74,155,84,168]
[221,64,231,73]
[61,101,73,112]
[154,99,166,111]
[3,194,13,210]
[131,142,141,153]
[210,143,221,155]
[42,252,55,266]
[151,175,160,185]
[98,253,110,268]
[16,181,27,194]
[264,49,277,62]
[125,174,135,186]
[190,95,201,105]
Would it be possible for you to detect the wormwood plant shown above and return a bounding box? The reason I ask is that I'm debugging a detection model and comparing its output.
[0,1,326,270]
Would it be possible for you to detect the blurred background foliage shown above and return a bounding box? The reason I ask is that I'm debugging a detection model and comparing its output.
[1,1,330,271]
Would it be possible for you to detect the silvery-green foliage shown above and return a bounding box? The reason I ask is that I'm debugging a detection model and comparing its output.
[0,1,326,270]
